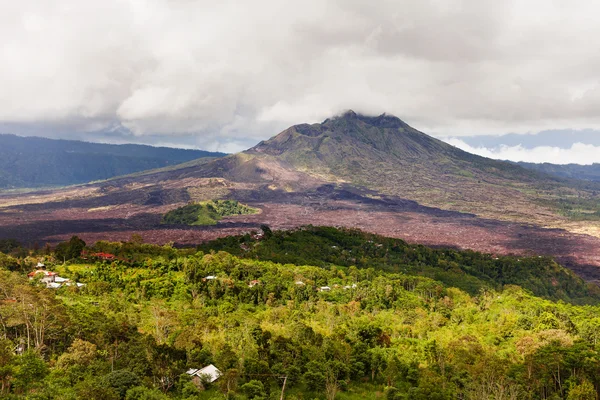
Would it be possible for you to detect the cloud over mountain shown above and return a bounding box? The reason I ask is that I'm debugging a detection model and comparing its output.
[446,139,600,165]
[3,0,600,153]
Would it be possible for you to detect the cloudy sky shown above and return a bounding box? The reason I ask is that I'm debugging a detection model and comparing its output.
[3,0,600,162]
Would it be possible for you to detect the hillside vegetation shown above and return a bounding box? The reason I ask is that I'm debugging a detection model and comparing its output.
[199,226,599,304]
[1,228,600,399]
[162,200,258,226]
[0,134,225,189]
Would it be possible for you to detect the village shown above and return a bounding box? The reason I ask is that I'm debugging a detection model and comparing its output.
[26,262,85,289]
[202,274,358,292]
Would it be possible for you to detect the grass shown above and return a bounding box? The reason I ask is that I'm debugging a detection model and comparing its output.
[161,200,258,226]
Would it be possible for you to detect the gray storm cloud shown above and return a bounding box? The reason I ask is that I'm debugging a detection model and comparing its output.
[3,0,600,153]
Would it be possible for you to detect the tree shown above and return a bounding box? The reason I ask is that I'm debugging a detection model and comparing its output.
[125,386,169,400]
[0,239,22,255]
[215,344,238,371]
[55,235,86,262]
[0,339,14,395]
[103,370,141,399]
[0,253,18,271]
[150,343,186,393]
[243,357,271,391]
[567,380,596,400]
[260,225,273,239]
[241,379,266,399]
[75,379,120,400]
[12,350,48,394]
[303,361,326,392]
[10,283,68,350]
[57,339,98,369]
[218,368,239,395]
[57,339,98,385]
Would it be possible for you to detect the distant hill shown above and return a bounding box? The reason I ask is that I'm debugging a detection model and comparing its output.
[0,134,226,189]
[518,161,600,182]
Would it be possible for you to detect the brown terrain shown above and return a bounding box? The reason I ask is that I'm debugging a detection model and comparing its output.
[1,111,600,282]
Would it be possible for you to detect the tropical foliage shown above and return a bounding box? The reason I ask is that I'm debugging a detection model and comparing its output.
[1,228,600,399]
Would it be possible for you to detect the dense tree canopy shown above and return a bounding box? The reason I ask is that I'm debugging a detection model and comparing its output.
[0,227,599,399]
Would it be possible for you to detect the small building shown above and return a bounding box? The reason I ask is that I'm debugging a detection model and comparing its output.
[240,243,251,251]
[295,281,305,286]
[203,275,217,281]
[186,364,221,389]
[319,286,331,292]
[28,268,57,285]
[94,252,116,261]
[248,280,260,288]
[47,282,62,289]
[28,268,84,289]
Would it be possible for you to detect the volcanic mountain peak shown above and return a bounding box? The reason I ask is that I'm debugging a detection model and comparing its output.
[238,110,557,222]
[248,110,449,159]
[330,109,410,129]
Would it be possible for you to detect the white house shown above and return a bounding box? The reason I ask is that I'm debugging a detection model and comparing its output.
[186,364,221,389]
[28,268,57,285]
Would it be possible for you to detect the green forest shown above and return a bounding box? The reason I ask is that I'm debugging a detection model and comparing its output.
[162,201,258,226]
[1,228,600,399]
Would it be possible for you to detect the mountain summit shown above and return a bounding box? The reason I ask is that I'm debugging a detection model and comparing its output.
[249,110,447,158]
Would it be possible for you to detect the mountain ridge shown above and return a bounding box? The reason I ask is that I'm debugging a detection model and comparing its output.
[0,134,226,189]
[518,161,600,182]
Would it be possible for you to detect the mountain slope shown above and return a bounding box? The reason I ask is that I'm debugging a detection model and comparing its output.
[0,134,226,189]
[97,110,597,225]
[243,111,574,223]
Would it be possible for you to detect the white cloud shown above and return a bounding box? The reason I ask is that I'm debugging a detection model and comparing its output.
[445,138,600,164]
[3,0,600,150]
